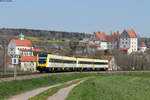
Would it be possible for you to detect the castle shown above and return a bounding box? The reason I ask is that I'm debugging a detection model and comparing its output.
[90,29,147,54]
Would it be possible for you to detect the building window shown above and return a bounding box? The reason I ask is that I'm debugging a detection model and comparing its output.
[10,48,14,51]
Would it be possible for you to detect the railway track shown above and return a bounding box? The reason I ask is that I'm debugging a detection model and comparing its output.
[1,71,150,83]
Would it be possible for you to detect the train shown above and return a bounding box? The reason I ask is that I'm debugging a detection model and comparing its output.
[36,52,109,72]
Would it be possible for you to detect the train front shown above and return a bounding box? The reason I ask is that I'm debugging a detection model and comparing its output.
[36,52,48,72]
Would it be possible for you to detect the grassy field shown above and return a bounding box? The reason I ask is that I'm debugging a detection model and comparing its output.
[26,36,63,43]
[66,72,150,100]
[0,73,94,100]
[0,71,33,75]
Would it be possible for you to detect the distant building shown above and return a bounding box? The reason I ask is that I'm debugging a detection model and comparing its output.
[7,33,38,71]
[89,32,107,50]
[91,29,138,54]
[106,32,120,50]
[119,30,138,54]
[139,41,147,52]
[90,32,120,50]
[87,43,101,55]
[73,43,100,56]
[19,56,36,71]
[8,33,33,56]
[94,32,108,50]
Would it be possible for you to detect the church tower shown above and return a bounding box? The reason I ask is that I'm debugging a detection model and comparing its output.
[19,32,25,40]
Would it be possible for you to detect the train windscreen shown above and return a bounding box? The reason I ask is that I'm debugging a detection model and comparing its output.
[38,53,48,64]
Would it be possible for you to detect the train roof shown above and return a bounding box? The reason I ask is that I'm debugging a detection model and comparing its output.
[77,58,108,62]
[47,54,108,62]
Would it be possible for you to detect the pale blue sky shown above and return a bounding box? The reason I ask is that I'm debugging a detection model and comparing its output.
[0,0,149,37]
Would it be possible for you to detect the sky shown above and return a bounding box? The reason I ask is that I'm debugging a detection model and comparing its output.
[0,0,149,37]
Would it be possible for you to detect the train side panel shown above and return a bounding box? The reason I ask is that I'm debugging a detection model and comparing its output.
[36,53,109,72]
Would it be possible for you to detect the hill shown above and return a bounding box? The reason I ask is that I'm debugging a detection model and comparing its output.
[0,28,91,41]
[0,28,92,50]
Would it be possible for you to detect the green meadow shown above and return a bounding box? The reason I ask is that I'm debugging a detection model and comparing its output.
[66,72,150,100]
[0,73,93,100]
[1,72,150,100]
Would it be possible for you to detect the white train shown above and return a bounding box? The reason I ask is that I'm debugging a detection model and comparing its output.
[36,52,109,72]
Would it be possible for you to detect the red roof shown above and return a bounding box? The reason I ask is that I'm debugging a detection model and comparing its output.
[106,32,120,41]
[20,56,36,62]
[95,32,107,41]
[95,32,120,42]
[33,48,43,52]
[12,40,33,47]
[140,42,147,47]
[124,30,137,38]
[118,48,129,50]
[88,43,100,47]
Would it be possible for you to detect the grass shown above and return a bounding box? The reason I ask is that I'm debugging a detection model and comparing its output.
[26,36,63,43]
[66,72,150,100]
[0,71,33,75]
[0,73,94,100]
[29,79,83,100]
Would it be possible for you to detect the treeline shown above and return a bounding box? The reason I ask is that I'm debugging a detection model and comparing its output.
[112,50,150,70]
[73,48,150,71]
[0,28,91,40]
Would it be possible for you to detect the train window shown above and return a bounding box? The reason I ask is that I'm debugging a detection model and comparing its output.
[38,60,46,64]
[79,61,108,65]
[39,52,48,57]
[38,52,48,64]
[50,59,76,63]
[38,57,47,64]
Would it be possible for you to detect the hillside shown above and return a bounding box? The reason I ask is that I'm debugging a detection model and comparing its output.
[0,28,92,50]
[0,28,91,41]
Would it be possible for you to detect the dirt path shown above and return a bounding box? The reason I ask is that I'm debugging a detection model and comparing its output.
[47,80,84,100]
[7,84,61,100]
[6,79,84,100]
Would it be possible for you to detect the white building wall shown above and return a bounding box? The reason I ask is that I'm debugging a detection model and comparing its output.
[20,62,36,71]
[119,32,138,54]
[16,46,33,56]
[108,41,119,50]
[8,41,16,56]
[8,40,33,56]
[16,46,33,55]
[139,47,147,52]
[130,38,138,52]
[107,42,112,50]
[99,42,108,50]
[119,38,130,48]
